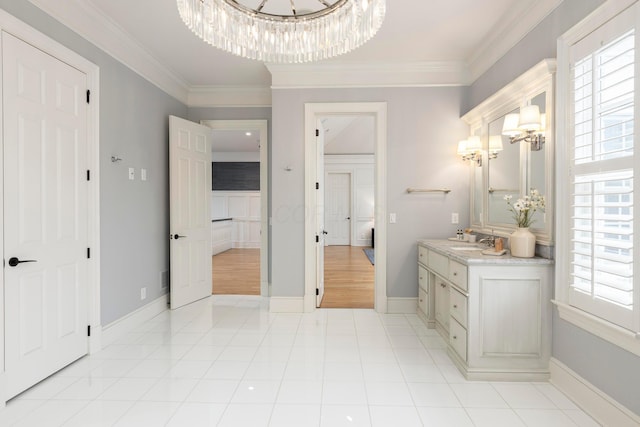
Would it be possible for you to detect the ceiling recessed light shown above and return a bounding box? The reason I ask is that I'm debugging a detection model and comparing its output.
[246,132,252,136]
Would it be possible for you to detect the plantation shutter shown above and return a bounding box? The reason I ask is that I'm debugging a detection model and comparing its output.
[568,9,637,331]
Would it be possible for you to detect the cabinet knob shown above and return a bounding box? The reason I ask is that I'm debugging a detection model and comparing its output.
[452,335,457,340]
[419,276,423,280]
[419,299,423,303]
[453,304,458,309]
[440,283,446,288]
[453,272,457,276]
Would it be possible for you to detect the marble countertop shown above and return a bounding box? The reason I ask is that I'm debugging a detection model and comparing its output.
[418,239,554,266]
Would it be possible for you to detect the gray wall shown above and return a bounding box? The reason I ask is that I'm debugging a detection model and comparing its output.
[466,0,640,417]
[0,0,188,325]
[270,87,470,298]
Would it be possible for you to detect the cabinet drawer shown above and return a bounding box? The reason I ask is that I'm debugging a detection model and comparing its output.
[428,250,448,278]
[418,287,428,316]
[418,245,428,265]
[448,260,467,291]
[418,265,428,290]
[449,317,467,362]
[449,287,467,328]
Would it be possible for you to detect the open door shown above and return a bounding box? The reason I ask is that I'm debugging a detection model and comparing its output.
[169,116,212,309]
[316,121,326,307]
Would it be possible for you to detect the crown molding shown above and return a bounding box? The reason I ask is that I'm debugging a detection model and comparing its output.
[188,86,272,108]
[28,0,190,104]
[267,61,470,89]
[468,0,563,83]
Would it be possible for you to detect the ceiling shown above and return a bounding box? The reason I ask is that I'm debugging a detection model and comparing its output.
[28,0,562,104]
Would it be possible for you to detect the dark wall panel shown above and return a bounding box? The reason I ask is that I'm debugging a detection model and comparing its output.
[212,162,260,190]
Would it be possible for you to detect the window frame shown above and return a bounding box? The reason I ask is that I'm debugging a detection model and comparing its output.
[555,0,640,356]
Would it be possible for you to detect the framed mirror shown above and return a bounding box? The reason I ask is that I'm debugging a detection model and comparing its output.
[461,59,556,245]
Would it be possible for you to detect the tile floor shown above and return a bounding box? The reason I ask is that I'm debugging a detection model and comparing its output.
[0,295,601,426]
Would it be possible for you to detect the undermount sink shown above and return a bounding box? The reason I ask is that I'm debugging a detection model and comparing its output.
[449,246,484,251]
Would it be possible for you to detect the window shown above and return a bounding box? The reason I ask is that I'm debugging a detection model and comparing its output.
[557,2,639,343]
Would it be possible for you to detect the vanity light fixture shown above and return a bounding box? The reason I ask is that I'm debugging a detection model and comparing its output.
[488,135,503,159]
[457,135,482,166]
[501,105,546,151]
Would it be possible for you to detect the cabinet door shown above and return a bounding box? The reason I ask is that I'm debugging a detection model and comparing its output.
[435,278,450,332]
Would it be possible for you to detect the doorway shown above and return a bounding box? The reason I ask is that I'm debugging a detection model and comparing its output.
[201,120,269,297]
[304,103,387,313]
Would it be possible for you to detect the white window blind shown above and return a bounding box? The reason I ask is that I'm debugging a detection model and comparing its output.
[569,22,637,330]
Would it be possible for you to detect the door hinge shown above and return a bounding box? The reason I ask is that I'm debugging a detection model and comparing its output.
[316,182,319,190]
[315,129,319,137]
[315,235,319,243]
[86,89,90,104]
[87,248,91,259]
[87,170,90,181]
[87,325,91,336]
[316,288,319,296]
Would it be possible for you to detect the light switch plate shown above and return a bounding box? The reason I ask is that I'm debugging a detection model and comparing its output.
[128,167,135,180]
[141,168,147,181]
[389,213,397,224]
[451,213,459,224]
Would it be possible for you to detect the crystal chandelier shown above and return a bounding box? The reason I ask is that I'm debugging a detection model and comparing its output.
[176,0,386,63]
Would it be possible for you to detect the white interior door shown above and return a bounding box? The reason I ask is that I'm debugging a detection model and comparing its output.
[316,122,326,307]
[3,32,89,399]
[169,116,212,309]
[325,172,351,245]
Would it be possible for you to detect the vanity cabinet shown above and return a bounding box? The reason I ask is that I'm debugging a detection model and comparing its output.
[418,240,553,381]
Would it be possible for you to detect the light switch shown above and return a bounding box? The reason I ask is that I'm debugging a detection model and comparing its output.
[451,213,459,224]
[389,213,397,224]
[128,167,135,180]
[141,168,147,181]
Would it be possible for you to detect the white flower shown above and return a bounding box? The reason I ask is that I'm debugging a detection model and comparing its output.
[505,189,545,228]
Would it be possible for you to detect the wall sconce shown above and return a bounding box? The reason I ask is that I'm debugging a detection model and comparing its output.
[502,105,546,151]
[488,135,503,159]
[457,136,482,166]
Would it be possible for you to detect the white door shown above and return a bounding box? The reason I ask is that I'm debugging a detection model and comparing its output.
[3,32,89,399]
[316,122,326,307]
[169,116,212,309]
[325,172,351,245]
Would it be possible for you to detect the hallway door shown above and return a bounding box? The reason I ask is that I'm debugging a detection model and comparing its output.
[325,172,351,245]
[3,32,89,399]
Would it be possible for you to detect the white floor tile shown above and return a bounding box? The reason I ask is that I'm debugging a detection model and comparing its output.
[13,376,78,400]
[322,381,367,405]
[394,348,433,365]
[98,377,158,401]
[533,383,580,410]
[185,379,239,403]
[146,344,193,360]
[400,363,447,383]
[415,407,475,426]
[113,401,180,427]
[165,402,226,427]
[407,383,461,407]
[283,361,324,381]
[88,359,139,378]
[323,361,364,381]
[12,400,88,427]
[465,408,527,427]
[269,404,321,427]
[204,360,250,380]
[125,359,174,378]
[563,409,601,427]
[0,399,46,426]
[140,377,199,402]
[166,359,213,379]
[365,381,414,406]
[277,380,323,404]
[55,377,118,400]
[320,404,371,427]
[492,383,557,409]
[369,405,423,427]
[362,362,405,382]
[515,408,581,427]
[62,400,134,427]
[244,361,288,380]
[218,403,273,427]
[231,379,281,403]
[450,383,509,408]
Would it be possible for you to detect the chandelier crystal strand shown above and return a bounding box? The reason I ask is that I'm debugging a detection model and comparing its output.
[176,0,386,63]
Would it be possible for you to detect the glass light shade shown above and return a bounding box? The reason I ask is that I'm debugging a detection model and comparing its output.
[519,105,541,131]
[489,135,503,152]
[457,140,468,155]
[537,114,546,134]
[176,0,386,63]
[466,136,482,151]
[502,113,521,137]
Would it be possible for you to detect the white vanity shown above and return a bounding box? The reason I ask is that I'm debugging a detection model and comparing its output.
[418,239,553,381]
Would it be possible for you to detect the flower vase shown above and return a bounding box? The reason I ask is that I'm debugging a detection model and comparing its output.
[509,227,536,258]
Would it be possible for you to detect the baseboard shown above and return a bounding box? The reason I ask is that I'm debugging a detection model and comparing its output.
[550,357,640,426]
[387,297,418,314]
[101,294,168,347]
[269,296,304,313]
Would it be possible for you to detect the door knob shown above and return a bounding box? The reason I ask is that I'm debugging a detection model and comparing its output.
[346,216,351,220]
[322,230,328,235]
[8,257,37,267]
[173,234,187,240]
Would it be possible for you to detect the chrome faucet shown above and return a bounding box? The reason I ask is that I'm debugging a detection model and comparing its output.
[478,231,496,247]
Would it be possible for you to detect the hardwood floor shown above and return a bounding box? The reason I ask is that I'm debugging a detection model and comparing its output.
[321,245,374,309]
[212,248,260,295]
[211,246,375,308]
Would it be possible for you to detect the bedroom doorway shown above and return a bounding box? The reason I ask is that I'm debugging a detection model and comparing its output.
[201,120,269,297]
[304,102,387,313]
